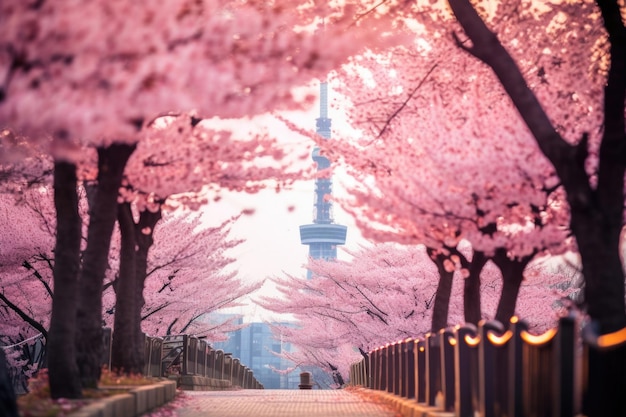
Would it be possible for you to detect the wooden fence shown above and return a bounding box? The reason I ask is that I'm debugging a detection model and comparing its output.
[144,334,263,389]
[350,314,626,416]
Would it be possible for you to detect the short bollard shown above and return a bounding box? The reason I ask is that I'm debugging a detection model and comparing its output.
[299,372,313,389]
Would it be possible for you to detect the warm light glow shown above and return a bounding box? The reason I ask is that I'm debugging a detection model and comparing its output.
[597,326,626,348]
[520,328,557,346]
[487,330,512,346]
[464,335,480,347]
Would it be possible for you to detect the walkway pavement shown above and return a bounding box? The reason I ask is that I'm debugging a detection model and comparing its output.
[173,389,400,417]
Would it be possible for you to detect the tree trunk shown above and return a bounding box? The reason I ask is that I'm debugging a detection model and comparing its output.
[111,203,141,374]
[463,251,487,326]
[491,249,532,326]
[111,204,161,374]
[48,162,82,399]
[427,248,454,332]
[571,0,626,333]
[133,208,161,371]
[0,348,18,417]
[76,144,135,388]
[573,212,625,333]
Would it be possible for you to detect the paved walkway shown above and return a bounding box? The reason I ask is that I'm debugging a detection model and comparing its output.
[173,389,399,417]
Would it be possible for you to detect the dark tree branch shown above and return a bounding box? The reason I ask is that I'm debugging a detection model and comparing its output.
[377,63,438,139]
[166,318,179,336]
[355,285,388,318]
[141,303,170,321]
[0,292,48,339]
[22,260,53,298]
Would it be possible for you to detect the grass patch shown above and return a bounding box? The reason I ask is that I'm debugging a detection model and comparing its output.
[99,367,157,386]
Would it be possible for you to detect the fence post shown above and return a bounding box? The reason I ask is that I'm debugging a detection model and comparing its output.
[182,335,189,375]
[364,351,370,388]
[415,338,426,403]
[234,360,242,387]
[440,328,456,412]
[552,314,576,417]
[425,332,441,407]
[232,359,240,387]
[507,317,524,417]
[350,363,354,386]
[360,358,367,386]
[144,336,162,377]
[224,354,233,384]
[152,337,163,377]
[403,338,415,399]
[144,335,151,376]
[478,321,495,417]
[386,343,394,394]
[215,350,224,380]
[455,324,478,417]
[188,337,198,375]
[478,320,511,417]
[371,348,380,390]
[197,340,207,377]
[208,348,216,379]
[356,360,361,386]
[392,341,401,395]
[582,320,626,417]
[380,345,388,392]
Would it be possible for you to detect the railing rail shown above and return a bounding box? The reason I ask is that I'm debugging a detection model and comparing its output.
[350,314,626,416]
[144,334,263,389]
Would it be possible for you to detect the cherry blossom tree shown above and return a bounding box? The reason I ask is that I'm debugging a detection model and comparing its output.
[442,5,625,410]
[278,0,603,331]
[108,113,306,374]
[0,188,57,343]
[0,185,69,394]
[445,0,626,335]
[0,0,403,397]
[260,242,573,379]
[260,243,453,349]
[288,49,572,330]
[258,243,447,385]
[0,184,256,384]
[106,208,262,373]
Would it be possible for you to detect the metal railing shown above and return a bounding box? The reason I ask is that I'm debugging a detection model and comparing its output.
[350,313,626,416]
[145,334,263,389]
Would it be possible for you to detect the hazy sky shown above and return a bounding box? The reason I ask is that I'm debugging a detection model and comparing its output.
[200,91,367,322]
[201,167,366,322]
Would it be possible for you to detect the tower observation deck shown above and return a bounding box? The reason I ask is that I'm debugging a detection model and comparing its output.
[299,82,347,265]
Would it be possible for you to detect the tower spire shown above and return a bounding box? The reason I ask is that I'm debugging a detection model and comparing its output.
[299,81,347,274]
[315,82,331,139]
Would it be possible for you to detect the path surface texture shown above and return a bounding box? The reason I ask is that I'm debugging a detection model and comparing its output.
[174,389,399,417]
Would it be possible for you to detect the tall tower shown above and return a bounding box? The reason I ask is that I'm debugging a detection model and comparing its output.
[299,82,347,271]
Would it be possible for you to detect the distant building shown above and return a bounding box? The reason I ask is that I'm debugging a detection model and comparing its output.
[212,321,299,389]
[299,82,347,272]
